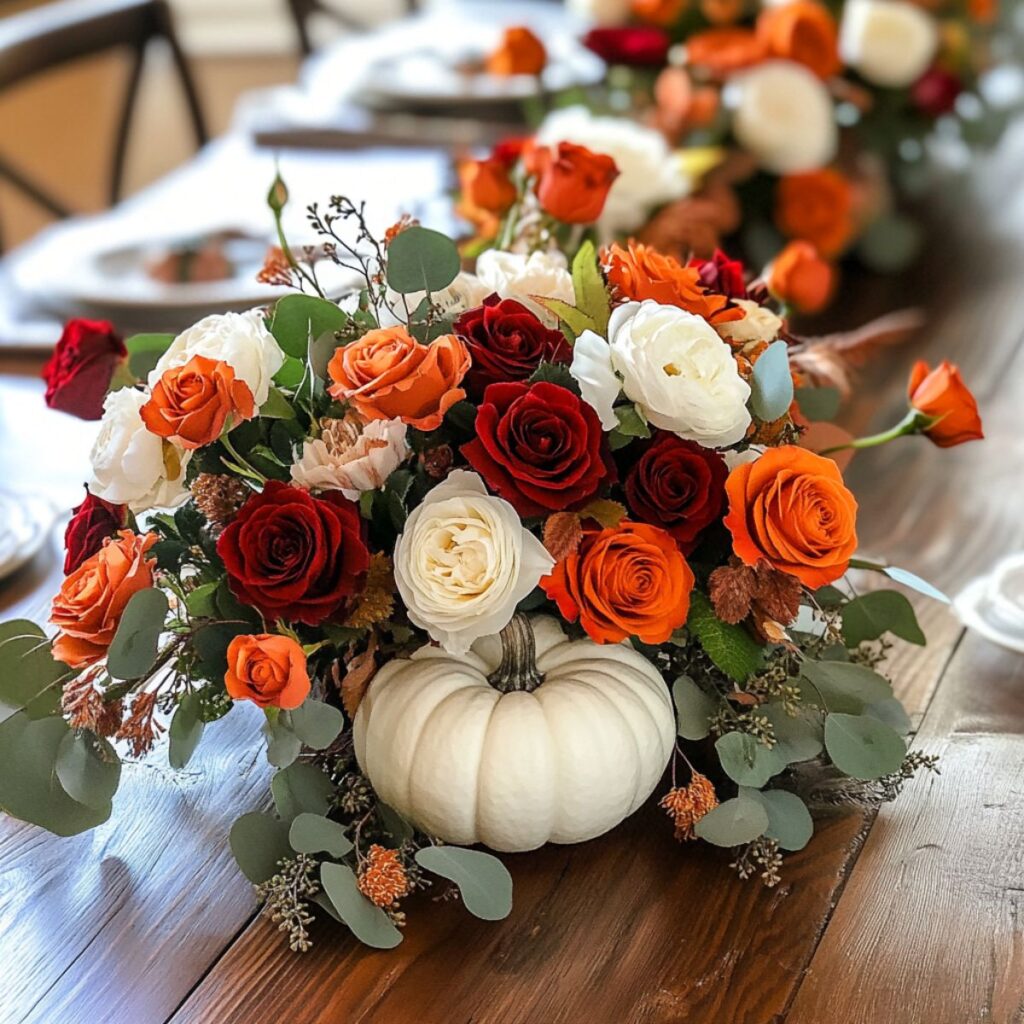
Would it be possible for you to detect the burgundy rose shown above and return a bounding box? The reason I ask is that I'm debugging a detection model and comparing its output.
[582,27,670,68]
[462,381,611,517]
[42,319,127,421]
[689,249,748,300]
[454,296,571,399]
[217,481,370,626]
[63,488,128,574]
[623,433,728,552]
[912,67,962,118]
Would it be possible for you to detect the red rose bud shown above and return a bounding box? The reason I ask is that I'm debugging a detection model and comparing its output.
[63,488,129,574]
[689,249,748,300]
[454,295,571,399]
[912,67,962,118]
[583,27,671,67]
[42,319,127,421]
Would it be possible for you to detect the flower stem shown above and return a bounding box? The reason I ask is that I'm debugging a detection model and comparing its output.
[818,409,925,455]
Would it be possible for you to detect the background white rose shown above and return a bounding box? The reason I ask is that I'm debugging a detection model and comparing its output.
[291,417,409,498]
[88,387,190,511]
[839,0,939,88]
[377,272,491,328]
[152,309,285,407]
[475,249,574,325]
[394,471,555,654]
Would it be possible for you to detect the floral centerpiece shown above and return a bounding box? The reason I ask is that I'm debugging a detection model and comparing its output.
[1,146,982,952]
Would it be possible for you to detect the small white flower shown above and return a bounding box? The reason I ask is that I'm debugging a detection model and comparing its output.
[152,309,285,407]
[88,387,190,512]
[377,272,491,328]
[570,329,621,431]
[839,0,939,88]
[608,300,752,448]
[715,299,783,348]
[393,471,555,655]
[475,249,574,325]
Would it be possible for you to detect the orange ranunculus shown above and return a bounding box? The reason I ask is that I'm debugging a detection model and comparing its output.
[141,354,255,450]
[534,142,619,225]
[724,446,858,588]
[632,0,686,28]
[767,241,835,313]
[756,1,840,80]
[603,241,744,324]
[486,26,547,76]
[907,360,984,448]
[683,27,766,76]
[50,530,157,669]
[224,633,311,710]
[327,326,469,432]
[542,521,694,644]
[775,170,856,259]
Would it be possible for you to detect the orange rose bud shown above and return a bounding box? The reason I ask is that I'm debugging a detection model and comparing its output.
[141,354,255,450]
[50,530,157,669]
[724,446,858,589]
[632,0,686,28]
[775,169,856,259]
[756,1,841,80]
[683,27,767,76]
[542,521,695,645]
[486,26,547,76]
[459,156,517,216]
[766,241,835,313]
[534,142,619,225]
[327,326,469,432]
[907,360,984,448]
[224,633,311,710]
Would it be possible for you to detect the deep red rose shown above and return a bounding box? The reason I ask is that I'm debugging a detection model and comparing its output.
[462,381,611,516]
[454,295,571,399]
[491,137,529,167]
[582,27,671,68]
[217,481,370,626]
[689,249,748,300]
[63,488,129,574]
[42,319,127,421]
[623,432,728,553]
[912,67,962,118]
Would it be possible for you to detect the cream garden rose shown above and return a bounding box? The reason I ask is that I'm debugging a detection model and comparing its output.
[393,470,555,655]
[475,249,574,325]
[839,0,939,88]
[715,299,783,348]
[377,272,491,328]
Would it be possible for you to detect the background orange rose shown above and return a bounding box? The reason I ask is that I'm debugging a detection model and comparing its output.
[51,530,157,668]
[632,0,686,28]
[684,28,766,75]
[756,1,840,79]
[486,26,547,76]
[534,142,619,225]
[775,170,856,258]
[908,360,984,448]
[767,240,835,313]
[724,446,858,588]
[224,633,311,709]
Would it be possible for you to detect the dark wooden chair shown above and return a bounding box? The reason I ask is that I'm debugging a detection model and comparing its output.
[284,0,418,56]
[0,0,208,241]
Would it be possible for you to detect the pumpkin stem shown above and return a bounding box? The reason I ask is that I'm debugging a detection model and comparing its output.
[488,613,543,694]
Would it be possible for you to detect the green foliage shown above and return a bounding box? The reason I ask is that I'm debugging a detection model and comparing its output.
[193,621,252,680]
[320,862,404,948]
[230,811,293,883]
[760,703,823,763]
[694,793,769,847]
[535,297,597,340]
[107,588,169,681]
[271,762,334,820]
[261,714,301,768]
[879,565,949,604]
[270,294,348,359]
[672,675,717,741]
[686,590,765,683]
[528,361,580,394]
[289,699,345,751]
[613,404,650,439]
[125,333,174,379]
[273,356,306,389]
[385,226,460,295]
[799,660,892,714]
[864,697,912,736]
[570,240,611,335]
[742,788,813,851]
[0,620,68,723]
[824,713,907,780]
[259,387,297,420]
[55,730,121,810]
[749,340,794,422]
[414,846,513,921]
[288,812,353,858]
[168,691,206,769]
[716,731,786,787]
[795,386,841,422]
[841,590,925,647]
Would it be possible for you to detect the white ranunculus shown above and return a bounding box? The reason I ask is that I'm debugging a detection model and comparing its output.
[727,61,838,174]
[839,0,939,89]
[377,272,491,328]
[88,387,190,512]
[475,249,574,325]
[535,107,690,237]
[570,329,621,431]
[608,301,752,448]
[152,309,285,407]
[566,0,632,26]
[394,471,555,655]
[715,299,783,348]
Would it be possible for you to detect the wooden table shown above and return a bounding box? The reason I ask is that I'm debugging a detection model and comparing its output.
[2,126,1024,1023]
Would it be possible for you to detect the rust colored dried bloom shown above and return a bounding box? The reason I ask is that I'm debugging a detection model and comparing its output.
[385,215,418,246]
[192,473,251,528]
[357,844,409,908]
[343,553,396,630]
[62,672,123,737]
[115,691,165,758]
[660,773,719,841]
[420,444,454,480]
[256,246,294,287]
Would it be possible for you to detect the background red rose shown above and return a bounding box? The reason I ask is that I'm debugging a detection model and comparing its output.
[217,481,370,625]
[63,488,129,574]
[582,27,671,67]
[462,381,611,516]
[42,318,127,421]
[623,433,728,552]
[689,249,748,300]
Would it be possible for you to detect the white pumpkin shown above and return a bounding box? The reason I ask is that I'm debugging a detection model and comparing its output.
[354,615,675,853]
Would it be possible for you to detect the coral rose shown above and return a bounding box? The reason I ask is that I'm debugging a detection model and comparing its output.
[766,241,835,313]
[50,530,157,669]
[534,142,620,225]
[458,156,517,237]
[224,633,311,710]
[542,520,695,644]
[907,360,984,448]
[775,169,856,258]
[142,354,255,449]
[683,27,766,75]
[486,26,547,75]
[43,318,127,421]
[327,327,469,431]
[63,488,129,575]
[724,446,858,588]
[756,1,841,79]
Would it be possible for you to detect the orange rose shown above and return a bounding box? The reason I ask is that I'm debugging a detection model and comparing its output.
[486,26,547,76]
[534,142,619,225]
[141,354,255,450]
[457,157,517,238]
[50,530,157,669]
[542,521,694,644]
[224,633,311,710]
[756,1,840,79]
[603,241,744,324]
[632,0,685,28]
[327,326,469,431]
[684,28,766,76]
[767,241,835,313]
[724,446,858,588]
[775,170,856,258]
[907,360,984,448]
[701,0,744,24]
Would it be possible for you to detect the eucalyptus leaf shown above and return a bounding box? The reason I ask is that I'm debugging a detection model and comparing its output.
[55,730,121,810]
[0,620,68,724]
[259,387,297,420]
[716,731,786,787]
[882,566,949,604]
[414,846,513,921]
[377,803,414,845]
[261,715,301,769]
[672,675,717,741]
[694,794,769,847]
[270,294,347,359]
[687,590,765,683]
[107,588,169,681]
[795,385,841,422]
[800,660,892,714]
[185,581,219,619]
[229,811,293,883]
[761,703,823,763]
[750,340,794,422]
[168,691,205,770]
[289,699,345,751]
[824,713,906,780]
[385,226,460,295]
[742,787,814,851]
[273,355,306,389]
[841,591,926,647]
[288,812,353,858]
[321,862,404,948]
[271,761,334,820]
[864,697,913,736]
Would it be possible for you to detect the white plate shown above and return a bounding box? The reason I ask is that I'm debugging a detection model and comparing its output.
[955,553,1024,654]
[0,492,57,582]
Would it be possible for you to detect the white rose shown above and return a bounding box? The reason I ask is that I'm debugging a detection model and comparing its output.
[377,272,491,328]
[724,446,764,471]
[566,0,632,25]
[152,309,285,407]
[536,107,690,237]
[839,0,939,88]
[475,249,574,325]
[715,299,783,348]
[727,61,838,174]
[88,387,190,512]
[394,470,555,655]
[570,329,621,431]
[608,301,752,448]
[290,416,409,499]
